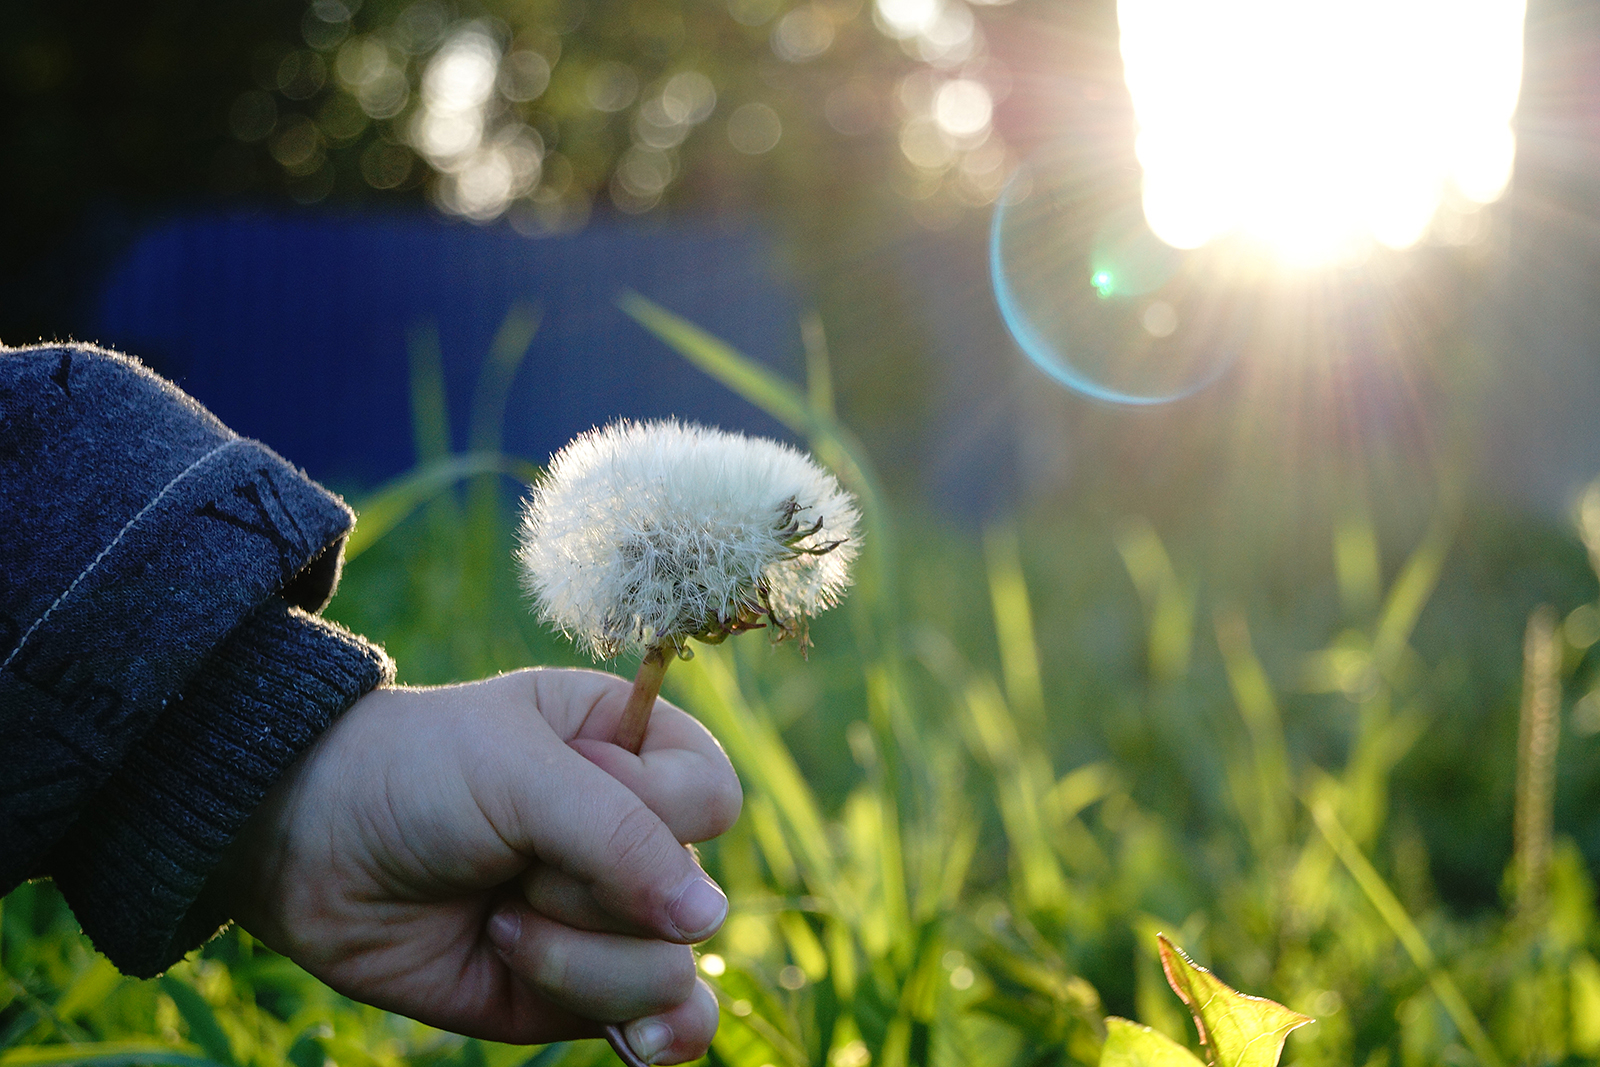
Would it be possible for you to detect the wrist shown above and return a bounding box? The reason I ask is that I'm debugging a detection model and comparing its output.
[45,601,392,976]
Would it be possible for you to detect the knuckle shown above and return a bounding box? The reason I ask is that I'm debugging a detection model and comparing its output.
[507,666,547,706]
[525,930,571,997]
[708,775,743,836]
[605,802,675,884]
[634,945,698,1016]
[659,944,698,1005]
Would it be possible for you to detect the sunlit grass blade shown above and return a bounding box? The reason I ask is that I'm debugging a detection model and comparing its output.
[671,649,836,885]
[1371,513,1454,675]
[344,452,540,561]
[0,1045,229,1067]
[984,526,1047,735]
[801,310,835,420]
[1333,507,1382,618]
[866,765,913,970]
[1115,519,1194,683]
[48,959,119,1024]
[155,979,235,1067]
[1213,609,1292,855]
[959,675,1068,912]
[407,323,452,464]
[619,292,810,430]
[468,303,540,456]
[1307,791,1504,1067]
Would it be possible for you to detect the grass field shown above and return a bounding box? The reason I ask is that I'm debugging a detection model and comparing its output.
[5,306,1600,1067]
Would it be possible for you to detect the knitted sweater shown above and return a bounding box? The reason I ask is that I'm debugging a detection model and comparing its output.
[1,343,394,977]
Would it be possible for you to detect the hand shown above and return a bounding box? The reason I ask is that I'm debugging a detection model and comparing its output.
[213,668,742,1063]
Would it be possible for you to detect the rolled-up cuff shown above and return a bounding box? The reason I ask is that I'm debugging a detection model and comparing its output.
[45,597,394,977]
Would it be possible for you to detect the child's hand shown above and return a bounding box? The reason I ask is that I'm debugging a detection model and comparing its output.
[214,669,743,1064]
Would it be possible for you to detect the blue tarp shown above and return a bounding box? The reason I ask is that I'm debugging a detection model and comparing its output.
[92,211,804,489]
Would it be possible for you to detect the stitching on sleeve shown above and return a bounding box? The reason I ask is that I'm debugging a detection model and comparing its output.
[2,438,246,672]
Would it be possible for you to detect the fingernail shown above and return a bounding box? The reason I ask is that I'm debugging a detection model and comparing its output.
[487,905,521,956]
[668,877,728,940]
[625,1019,673,1064]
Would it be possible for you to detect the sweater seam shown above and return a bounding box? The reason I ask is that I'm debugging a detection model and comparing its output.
[2,437,246,671]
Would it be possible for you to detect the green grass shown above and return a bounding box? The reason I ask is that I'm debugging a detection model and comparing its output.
[6,303,1600,1067]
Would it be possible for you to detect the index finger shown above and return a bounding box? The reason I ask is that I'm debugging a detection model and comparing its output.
[493,728,730,943]
[531,667,709,750]
[532,669,743,844]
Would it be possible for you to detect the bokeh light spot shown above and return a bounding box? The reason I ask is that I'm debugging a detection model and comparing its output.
[773,6,835,62]
[932,78,992,139]
[1141,300,1178,337]
[662,71,717,125]
[728,0,782,26]
[728,102,782,154]
[499,51,551,102]
[361,141,415,189]
[586,61,640,112]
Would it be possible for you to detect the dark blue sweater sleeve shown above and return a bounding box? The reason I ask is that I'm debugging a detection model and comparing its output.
[1,343,394,976]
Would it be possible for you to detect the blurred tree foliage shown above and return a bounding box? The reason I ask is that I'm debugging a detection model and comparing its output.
[4,0,1110,490]
[0,0,1073,333]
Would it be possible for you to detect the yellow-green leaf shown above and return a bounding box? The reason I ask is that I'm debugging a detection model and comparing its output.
[1157,936,1312,1067]
[1101,1017,1206,1067]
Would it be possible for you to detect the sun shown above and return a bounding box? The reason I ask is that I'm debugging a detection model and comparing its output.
[1117,0,1528,265]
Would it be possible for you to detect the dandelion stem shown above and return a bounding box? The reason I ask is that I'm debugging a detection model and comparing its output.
[616,644,673,753]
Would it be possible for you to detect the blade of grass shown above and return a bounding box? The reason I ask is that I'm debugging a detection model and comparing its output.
[1307,793,1503,1067]
[960,674,1067,912]
[672,649,836,885]
[1115,519,1194,684]
[801,311,835,420]
[1333,507,1382,618]
[156,979,235,1067]
[345,452,541,562]
[464,305,542,618]
[468,303,540,456]
[1214,608,1292,855]
[0,1045,230,1067]
[984,526,1046,736]
[50,960,120,1028]
[1372,514,1454,675]
[407,324,452,464]
[0,980,88,1046]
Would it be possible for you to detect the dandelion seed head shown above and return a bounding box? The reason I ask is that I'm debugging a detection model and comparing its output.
[517,419,859,659]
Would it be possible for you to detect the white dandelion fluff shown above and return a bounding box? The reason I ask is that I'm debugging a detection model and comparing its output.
[517,419,860,663]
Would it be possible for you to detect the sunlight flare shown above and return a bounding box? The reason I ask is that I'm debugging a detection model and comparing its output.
[1118,0,1527,263]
